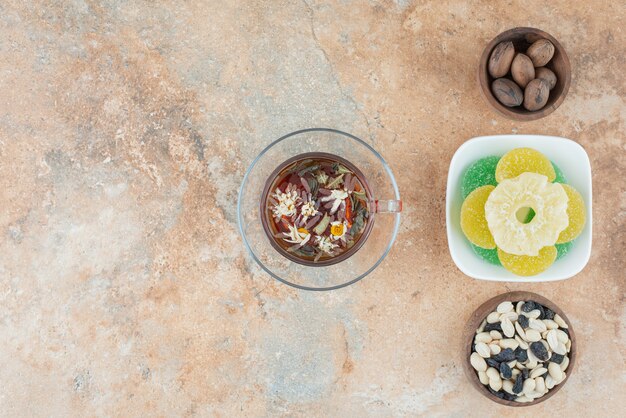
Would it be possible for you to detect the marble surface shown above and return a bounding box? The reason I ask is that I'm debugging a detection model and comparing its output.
[0,1,624,416]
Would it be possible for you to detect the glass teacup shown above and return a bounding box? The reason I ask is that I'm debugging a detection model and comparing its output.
[238,128,402,290]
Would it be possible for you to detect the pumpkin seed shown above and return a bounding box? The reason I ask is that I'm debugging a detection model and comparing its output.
[554,342,567,355]
[530,367,547,378]
[545,375,556,389]
[487,311,501,324]
[526,309,541,319]
[548,362,563,381]
[543,319,558,330]
[475,332,492,343]
[489,375,503,391]
[556,329,569,344]
[524,329,542,342]
[535,376,546,393]
[515,335,529,350]
[478,370,489,385]
[499,338,519,350]
[489,330,503,340]
[529,318,547,332]
[501,317,515,338]
[515,322,527,340]
[497,301,514,313]
[522,378,536,396]
[500,311,518,322]
[554,314,568,328]
[560,356,570,371]
[476,342,491,358]
[470,353,487,372]
[515,395,532,403]
[502,379,515,394]
[489,344,501,355]
[486,367,500,380]
[516,301,524,315]
[477,319,487,333]
[547,329,559,351]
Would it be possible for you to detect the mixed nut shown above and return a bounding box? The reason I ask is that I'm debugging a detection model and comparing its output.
[470,300,572,403]
[488,38,558,111]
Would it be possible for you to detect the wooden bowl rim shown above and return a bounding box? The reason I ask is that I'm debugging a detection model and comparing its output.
[463,291,577,407]
[478,27,572,121]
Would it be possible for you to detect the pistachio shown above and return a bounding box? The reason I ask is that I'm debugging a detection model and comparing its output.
[535,67,557,90]
[511,53,535,88]
[527,39,555,67]
[488,41,516,78]
[523,79,550,111]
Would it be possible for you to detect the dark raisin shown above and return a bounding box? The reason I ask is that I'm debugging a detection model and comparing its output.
[499,362,512,379]
[521,301,536,312]
[486,358,500,369]
[544,308,555,320]
[530,341,550,361]
[489,388,505,399]
[550,353,565,364]
[522,368,529,379]
[512,374,524,394]
[517,314,529,328]
[536,304,546,319]
[484,322,503,332]
[494,348,515,362]
[562,327,570,337]
[471,341,476,353]
[514,347,528,362]
[503,392,517,401]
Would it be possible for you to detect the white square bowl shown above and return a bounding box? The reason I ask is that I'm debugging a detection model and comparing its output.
[446,135,592,282]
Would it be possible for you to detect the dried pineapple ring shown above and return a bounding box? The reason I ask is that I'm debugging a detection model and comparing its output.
[485,172,568,256]
[461,185,496,249]
[557,184,586,243]
[498,246,557,276]
[495,148,556,183]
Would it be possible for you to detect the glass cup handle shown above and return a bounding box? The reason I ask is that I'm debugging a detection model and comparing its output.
[371,199,403,213]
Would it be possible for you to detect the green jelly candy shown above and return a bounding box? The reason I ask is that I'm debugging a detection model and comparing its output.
[556,241,573,260]
[471,243,502,266]
[461,156,500,199]
[552,162,567,184]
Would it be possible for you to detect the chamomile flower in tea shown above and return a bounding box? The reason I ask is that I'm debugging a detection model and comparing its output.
[264,155,371,264]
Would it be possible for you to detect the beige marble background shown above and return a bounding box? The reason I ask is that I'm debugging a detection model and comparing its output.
[0,1,624,417]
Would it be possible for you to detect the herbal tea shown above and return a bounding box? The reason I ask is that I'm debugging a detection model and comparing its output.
[262,153,372,265]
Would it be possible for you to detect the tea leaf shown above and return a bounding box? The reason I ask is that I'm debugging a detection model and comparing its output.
[326,174,344,189]
[333,163,352,174]
[313,213,331,235]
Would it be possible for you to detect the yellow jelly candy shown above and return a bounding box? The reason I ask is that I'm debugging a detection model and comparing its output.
[298,228,309,235]
[557,184,586,243]
[461,185,496,249]
[498,246,557,276]
[495,148,556,183]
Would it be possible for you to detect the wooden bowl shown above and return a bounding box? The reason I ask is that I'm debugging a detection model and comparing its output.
[478,27,571,121]
[463,291,576,406]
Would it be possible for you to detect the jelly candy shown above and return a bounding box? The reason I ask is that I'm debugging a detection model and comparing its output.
[471,243,501,265]
[497,246,557,276]
[495,148,556,183]
[461,156,499,199]
[556,241,573,260]
[552,162,567,184]
[485,172,568,256]
[557,184,586,243]
[461,185,496,249]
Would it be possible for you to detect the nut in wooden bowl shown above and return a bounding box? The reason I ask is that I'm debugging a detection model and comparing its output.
[463,291,576,406]
[478,27,571,121]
